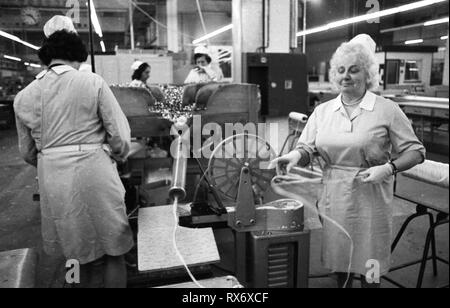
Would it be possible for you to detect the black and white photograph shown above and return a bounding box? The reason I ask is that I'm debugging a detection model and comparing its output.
[0,0,448,293]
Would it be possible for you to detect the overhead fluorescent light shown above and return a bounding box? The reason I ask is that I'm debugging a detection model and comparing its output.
[380,16,449,33]
[0,30,40,50]
[88,0,106,53]
[424,17,449,26]
[29,63,41,68]
[218,51,231,59]
[405,39,424,45]
[441,35,449,40]
[100,41,106,53]
[403,96,449,103]
[192,24,233,45]
[89,0,103,38]
[297,0,446,37]
[3,55,22,62]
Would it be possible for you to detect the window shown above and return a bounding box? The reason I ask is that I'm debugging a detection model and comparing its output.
[404,60,422,83]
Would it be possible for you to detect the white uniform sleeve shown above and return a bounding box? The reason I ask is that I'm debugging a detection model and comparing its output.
[98,79,131,159]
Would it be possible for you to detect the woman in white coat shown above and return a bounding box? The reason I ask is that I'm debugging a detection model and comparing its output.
[270,34,425,288]
[14,16,133,288]
[184,46,224,84]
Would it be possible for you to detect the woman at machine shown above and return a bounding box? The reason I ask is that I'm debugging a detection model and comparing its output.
[270,34,425,288]
[14,16,134,288]
[130,61,152,88]
[129,60,167,105]
[184,46,224,84]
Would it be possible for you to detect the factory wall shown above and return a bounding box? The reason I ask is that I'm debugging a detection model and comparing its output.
[265,0,292,53]
[303,0,354,74]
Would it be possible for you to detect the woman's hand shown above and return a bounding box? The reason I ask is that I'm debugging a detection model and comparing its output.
[360,163,393,184]
[268,151,302,175]
[194,66,206,74]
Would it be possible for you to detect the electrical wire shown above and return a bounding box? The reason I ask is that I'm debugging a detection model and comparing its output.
[193,172,208,203]
[127,0,195,41]
[172,132,354,288]
[195,0,210,44]
[206,133,354,288]
[171,197,206,288]
[271,183,354,288]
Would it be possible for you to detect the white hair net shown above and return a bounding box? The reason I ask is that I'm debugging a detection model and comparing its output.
[44,15,77,38]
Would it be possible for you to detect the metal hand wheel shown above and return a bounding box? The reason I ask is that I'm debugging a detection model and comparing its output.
[207,134,277,202]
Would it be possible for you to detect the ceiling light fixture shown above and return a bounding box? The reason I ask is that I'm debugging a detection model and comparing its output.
[297,0,446,37]
[0,30,40,50]
[100,41,106,53]
[3,55,22,62]
[193,24,233,45]
[424,17,449,26]
[405,39,424,45]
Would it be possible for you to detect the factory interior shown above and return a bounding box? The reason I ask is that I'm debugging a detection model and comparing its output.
[0,0,448,289]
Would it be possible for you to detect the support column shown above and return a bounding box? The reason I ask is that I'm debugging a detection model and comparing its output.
[266,0,292,53]
[232,0,297,82]
[443,33,449,86]
[167,0,180,53]
[129,0,135,50]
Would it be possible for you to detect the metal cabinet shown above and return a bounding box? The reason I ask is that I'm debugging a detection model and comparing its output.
[243,53,309,117]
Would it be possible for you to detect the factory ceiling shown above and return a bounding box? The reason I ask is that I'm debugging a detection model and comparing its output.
[0,0,128,10]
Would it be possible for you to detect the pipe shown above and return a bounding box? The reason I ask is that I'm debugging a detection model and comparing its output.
[87,0,96,72]
[169,123,188,201]
[265,0,270,51]
[129,0,135,50]
[262,0,266,53]
[302,0,306,53]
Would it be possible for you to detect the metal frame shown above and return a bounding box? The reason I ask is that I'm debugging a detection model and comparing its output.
[383,195,449,288]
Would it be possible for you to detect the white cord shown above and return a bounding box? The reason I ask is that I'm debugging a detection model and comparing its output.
[172,197,206,288]
[271,182,354,288]
[173,132,353,288]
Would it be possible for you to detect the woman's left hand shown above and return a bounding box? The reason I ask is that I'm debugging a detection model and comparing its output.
[360,163,394,184]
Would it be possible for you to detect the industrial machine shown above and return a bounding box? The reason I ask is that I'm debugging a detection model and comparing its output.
[111,83,311,288]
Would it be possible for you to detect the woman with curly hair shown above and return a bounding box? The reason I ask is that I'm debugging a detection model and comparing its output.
[13,16,133,288]
[270,34,425,288]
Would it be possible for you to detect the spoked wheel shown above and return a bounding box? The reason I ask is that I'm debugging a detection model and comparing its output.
[208,134,277,202]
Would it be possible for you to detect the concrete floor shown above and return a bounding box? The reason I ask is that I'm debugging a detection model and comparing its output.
[0,122,448,288]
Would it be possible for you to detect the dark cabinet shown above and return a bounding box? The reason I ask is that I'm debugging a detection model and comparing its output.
[243,53,308,117]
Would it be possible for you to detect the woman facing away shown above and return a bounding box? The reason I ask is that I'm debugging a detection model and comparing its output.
[14,16,134,288]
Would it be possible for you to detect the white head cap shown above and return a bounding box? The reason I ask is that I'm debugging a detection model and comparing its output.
[44,15,77,38]
[131,60,144,71]
[349,34,377,54]
[194,45,210,56]
[79,63,92,72]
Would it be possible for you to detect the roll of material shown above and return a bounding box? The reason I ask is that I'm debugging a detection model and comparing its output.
[401,160,449,189]
[289,112,308,124]
[169,136,188,201]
